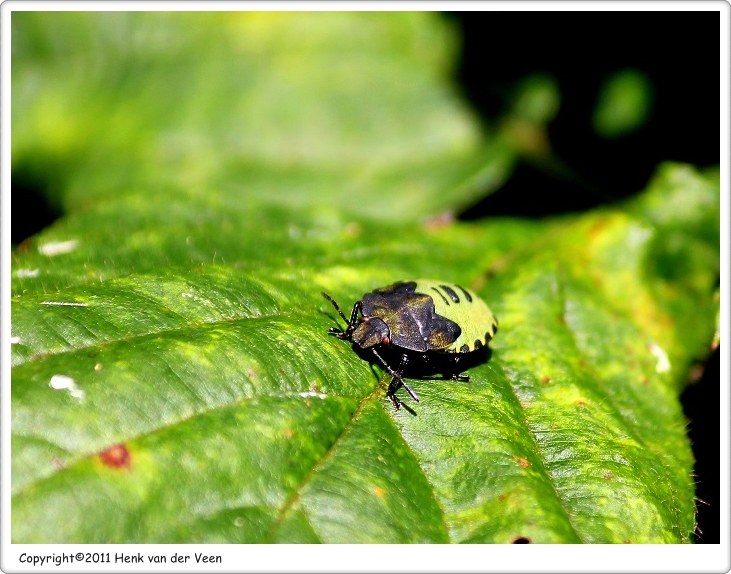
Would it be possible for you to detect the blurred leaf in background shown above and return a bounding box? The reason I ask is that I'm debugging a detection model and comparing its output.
[11,11,510,226]
[9,11,720,545]
[592,68,654,139]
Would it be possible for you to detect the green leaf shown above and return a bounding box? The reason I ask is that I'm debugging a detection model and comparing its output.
[510,73,561,125]
[592,69,654,138]
[12,12,508,221]
[11,13,719,544]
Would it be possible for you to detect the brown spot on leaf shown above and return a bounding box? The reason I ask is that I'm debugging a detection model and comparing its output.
[99,444,131,469]
[540,375,550,384]
[515,457,530,469]
[372,486,385,498]
[603,470,614,480]
[283,429,294,439]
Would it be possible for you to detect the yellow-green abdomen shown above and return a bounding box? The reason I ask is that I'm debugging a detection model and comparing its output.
[414,279,498,353]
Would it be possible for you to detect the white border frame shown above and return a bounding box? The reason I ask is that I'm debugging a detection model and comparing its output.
[1,2,728,572]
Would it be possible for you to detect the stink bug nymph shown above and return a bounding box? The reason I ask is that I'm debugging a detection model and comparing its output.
[322,280,498,409]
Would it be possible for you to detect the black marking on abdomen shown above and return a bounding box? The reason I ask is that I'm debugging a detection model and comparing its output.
[474,339,483,350]
[431,286,449,305]
[440,285,460,303]
[456,285,472,302]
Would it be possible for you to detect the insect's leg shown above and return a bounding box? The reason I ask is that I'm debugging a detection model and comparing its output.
[346,301,363,335]
[322,292,362,336]
[386,374,405,410]
[396,355,420,403]
[371,351,420,407]
[449,354,470,382]
[370,347,401,379]
[388,391,402,410]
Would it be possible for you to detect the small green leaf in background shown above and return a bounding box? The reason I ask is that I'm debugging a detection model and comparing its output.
[10,12,719,546]
[511,73,562,125]
[592,68,654,139]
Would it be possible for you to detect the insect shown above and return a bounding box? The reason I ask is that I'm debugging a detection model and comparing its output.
[322,280,498,409]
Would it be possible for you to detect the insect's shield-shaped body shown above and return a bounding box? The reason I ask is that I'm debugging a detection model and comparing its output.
[360,282,459,352]
[321,279,498,409]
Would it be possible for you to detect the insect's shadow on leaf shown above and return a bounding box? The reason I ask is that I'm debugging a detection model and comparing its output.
[366,364,418,416]
[355,344,492,381]
[398,401,418,416]
[363,345,491,416]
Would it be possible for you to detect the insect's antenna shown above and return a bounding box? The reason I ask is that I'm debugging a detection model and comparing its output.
[321,292,350,324]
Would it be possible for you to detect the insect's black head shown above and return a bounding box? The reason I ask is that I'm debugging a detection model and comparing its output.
[351,317,390,349]
[322,291,390,349]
